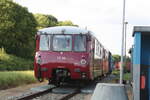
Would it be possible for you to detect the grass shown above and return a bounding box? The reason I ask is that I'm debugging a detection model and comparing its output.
[0,48,33,71]
[123,73,132,81]
[112,70,120,75]
[0,71,37,90]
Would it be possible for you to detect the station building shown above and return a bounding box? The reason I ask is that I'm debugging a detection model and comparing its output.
[132,26,150,100]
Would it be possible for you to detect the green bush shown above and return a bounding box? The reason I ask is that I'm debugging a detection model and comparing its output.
[123,73,132,81]
[0,48,33,71]
[0,71,37,89]
[112,70,120,75]
[112,70,131,82]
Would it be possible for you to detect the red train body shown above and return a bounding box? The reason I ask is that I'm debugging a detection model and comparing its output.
[34,26,112,85]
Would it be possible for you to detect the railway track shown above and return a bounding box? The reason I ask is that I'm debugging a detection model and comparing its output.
[59,88,81,100]
[12,74,116,100]
[15,86,81,100]
[16,87,57,100]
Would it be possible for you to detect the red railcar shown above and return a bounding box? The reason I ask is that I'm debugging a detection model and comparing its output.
[34,26,111,85]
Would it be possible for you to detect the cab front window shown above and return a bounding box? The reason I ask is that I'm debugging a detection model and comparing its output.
[53,35,72,51]
[39,35,51,51]
[74,35,86,52]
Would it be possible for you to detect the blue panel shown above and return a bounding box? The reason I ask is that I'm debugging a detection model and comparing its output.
[133,32,141,64]
[141,35,150,66]
[140,34,150,100]
[149,67,150,100]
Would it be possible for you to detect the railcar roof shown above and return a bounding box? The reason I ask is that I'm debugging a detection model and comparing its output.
[38,26,91,35]
[133,26,150,36]
[37,26,111,54]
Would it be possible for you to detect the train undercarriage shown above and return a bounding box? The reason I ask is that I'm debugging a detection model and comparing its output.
[47,68,90,86]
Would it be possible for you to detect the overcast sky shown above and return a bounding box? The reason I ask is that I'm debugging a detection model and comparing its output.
[13,0,150,55]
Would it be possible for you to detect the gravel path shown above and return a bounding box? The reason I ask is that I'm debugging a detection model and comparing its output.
[32,93,67,100]
[31,93,90,100]
[0,82,47,100]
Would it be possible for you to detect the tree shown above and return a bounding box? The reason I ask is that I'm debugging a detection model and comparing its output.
[0,0,37,58]
[112,54,121,62]
[125,56,131,62]
[34,14,78,29]
[34,13,58,29]
[57,20,78,26]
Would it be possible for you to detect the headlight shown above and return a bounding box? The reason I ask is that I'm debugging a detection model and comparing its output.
[80,59,87,65]
[35,52,42,64]
[35,52,40,58]
[36,57,42,64]
[81,72,87,78]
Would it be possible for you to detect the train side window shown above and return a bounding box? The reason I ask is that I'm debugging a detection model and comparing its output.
[39,35,51,51]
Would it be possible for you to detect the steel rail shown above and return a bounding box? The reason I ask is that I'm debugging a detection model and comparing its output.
[16,87,57,100]
[59,88,81,100]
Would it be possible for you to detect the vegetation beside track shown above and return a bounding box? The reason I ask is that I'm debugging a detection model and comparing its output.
[112,70,120,75]
[123,72,132,81]
[0,71,37,90]
[112,70,132,82]
[0,49,38,90]
[0,48,33,71]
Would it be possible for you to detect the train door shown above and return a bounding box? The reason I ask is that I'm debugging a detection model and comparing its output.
[100,44,103,75]
[102,48,106,74]
[89,37,95,80]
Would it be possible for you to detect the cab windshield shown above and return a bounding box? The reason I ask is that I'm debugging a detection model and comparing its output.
[53,35,72,51]
[39,35,50,51]
[39,34,86,52]
[74,35,86,52]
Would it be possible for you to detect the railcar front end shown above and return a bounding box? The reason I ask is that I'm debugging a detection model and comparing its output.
[34,26,92,85]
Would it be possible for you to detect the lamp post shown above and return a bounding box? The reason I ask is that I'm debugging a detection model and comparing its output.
[120,0,126,84]
[124,22,128,68]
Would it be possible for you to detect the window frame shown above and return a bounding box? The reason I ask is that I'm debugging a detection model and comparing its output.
[52,34,73,52]
[73,34,87,52]
[39,34,51,51]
